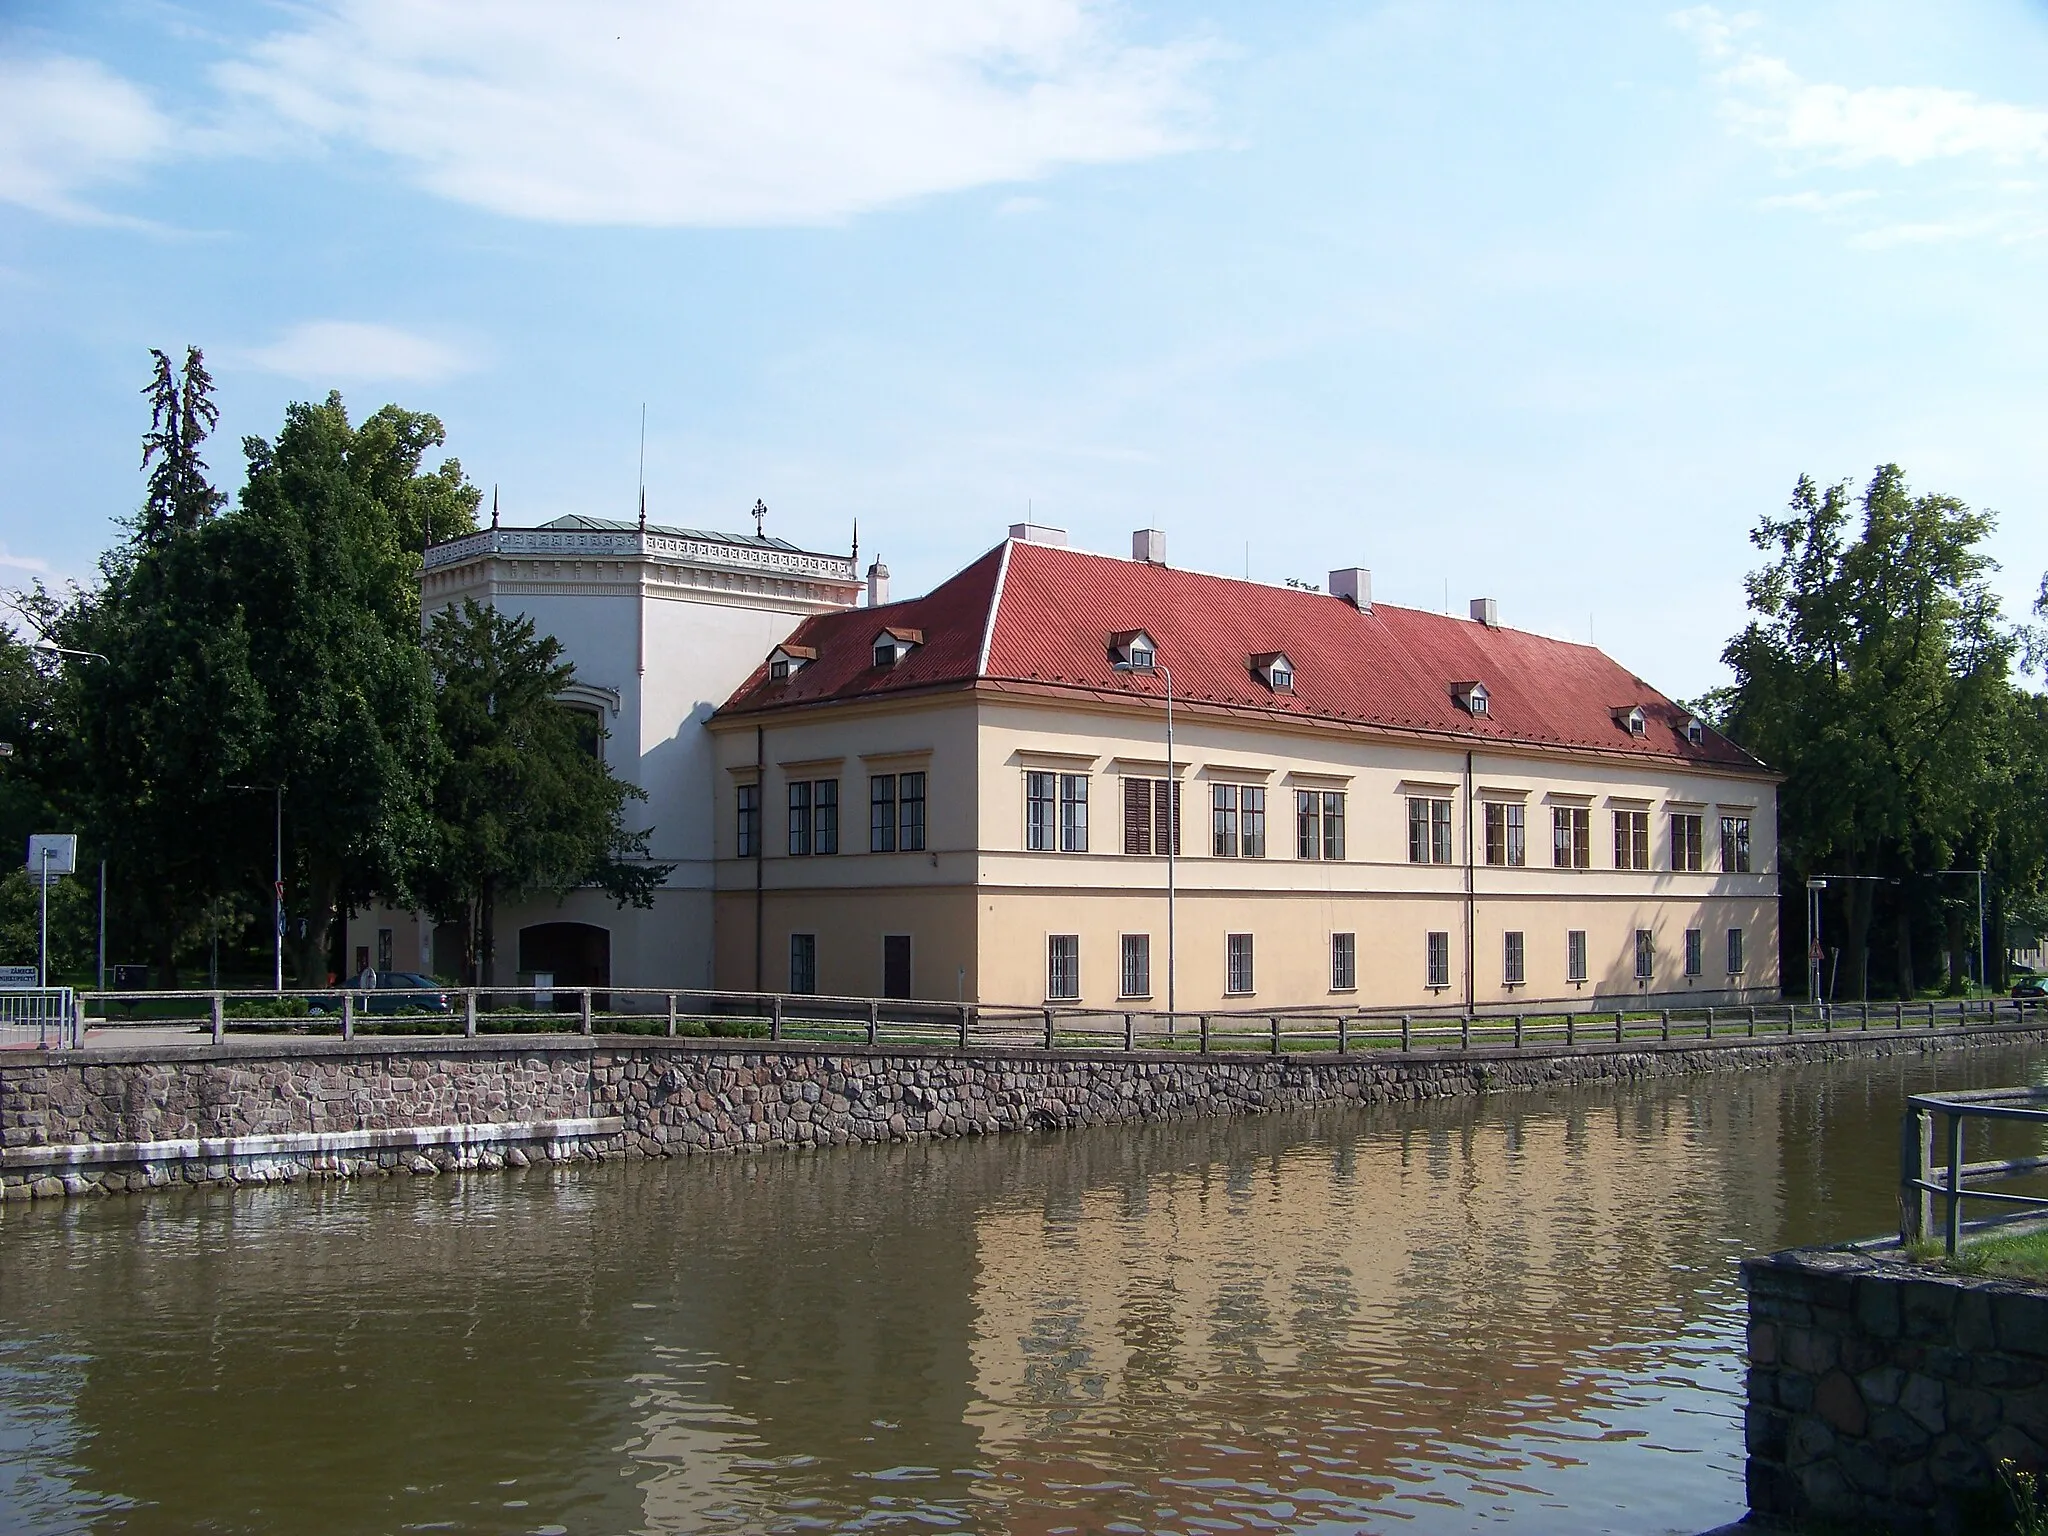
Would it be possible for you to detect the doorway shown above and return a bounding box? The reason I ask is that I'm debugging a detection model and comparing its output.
[882,934,912,1000]
[518,922,612,1010]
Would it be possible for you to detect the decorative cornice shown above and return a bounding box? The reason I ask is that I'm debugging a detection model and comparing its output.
[425,526,858,586]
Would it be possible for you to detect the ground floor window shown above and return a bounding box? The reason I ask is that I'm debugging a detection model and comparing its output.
[1047,935,1080,1001]
[789,933,817,995]
[1684,927,1703,977]
[1425,931,1450,990]
[1503,930,1525,986]
[1634,928,1655,982]
[1566,929,1588,983]
[1728,927,1745,975]
[1119,934,1151,999]
[1226,933,1255,995]
[1331,932,1356,992]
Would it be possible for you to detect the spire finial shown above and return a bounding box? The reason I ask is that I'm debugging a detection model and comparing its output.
[852,517,859,563]
[491,484,499,529]
[638,485,647,534]
[752,498,767,539]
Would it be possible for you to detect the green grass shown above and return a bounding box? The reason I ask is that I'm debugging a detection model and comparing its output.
[1909,1226,2048,1282]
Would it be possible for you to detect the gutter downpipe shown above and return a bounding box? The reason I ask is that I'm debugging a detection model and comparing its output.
[754,723,765,992]
[1464,750,1476,1014]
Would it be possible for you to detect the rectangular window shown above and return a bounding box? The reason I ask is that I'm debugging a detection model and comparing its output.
[1125,779,1179,856]
[1425,931,1451,990]
[1504,930,1526,986]
[1483,802,1526,867]
[1226,933,1255,995]
[1634,928,1655,981]
[1408,796,1453,864]
[1026,771,1054,852]
[1553,806,1590,869]
[1241,786,1266,858]
[1684,927,1704,977]
[1567,929,1588,983]
[870,775,897,852]
[1614,810,1650,870]
[1302,791,1347,860]
[1058,774,1087,852]
[1119,934,1151,999]
[1720,815,1752,873]
[1672,813,1703,872]
[898,771,925,852]
[1047,935,1080,1001]
[1728,927,1746,975]
[1331,932,1357,992]
[737,783,761,858]
[1213,782,1238,857]
[813,781,838,855]
[788,780,812,856]
[789,933,817,995]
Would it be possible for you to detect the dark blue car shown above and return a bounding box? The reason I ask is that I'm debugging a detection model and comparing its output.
[308,971,452,1016]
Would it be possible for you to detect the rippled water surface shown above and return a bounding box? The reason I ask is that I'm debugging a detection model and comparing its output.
[3,1044,2043,1535]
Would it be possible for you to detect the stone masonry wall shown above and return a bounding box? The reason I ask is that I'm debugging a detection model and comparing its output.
[2,1021,2042,1200]
[1744,1247,2048,1534]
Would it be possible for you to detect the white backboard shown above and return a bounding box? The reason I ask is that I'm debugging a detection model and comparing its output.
[26,834,77,879]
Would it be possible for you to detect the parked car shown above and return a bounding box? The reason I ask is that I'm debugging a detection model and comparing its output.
[308,971,452,1016]
[2012,977,2047,1007]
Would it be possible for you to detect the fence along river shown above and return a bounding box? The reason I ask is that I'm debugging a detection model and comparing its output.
[1,1038,2040,1534]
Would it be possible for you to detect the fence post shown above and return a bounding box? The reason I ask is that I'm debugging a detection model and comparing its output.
[1748,1005,1757,1038]
[464,990,478,1038]
[1042,1008,1054,1049]
[1895,1000,1904,1030]
[1614,1011,1624,1044]
[1704,1006,1714,1040]
[1946,1111,1966,1256]
[1126,1012,1137,1052]
[1785,1005,1795,1037]
[868,999,881,1047]
[1899,1106,1933,1246]
[1514,1013,1524,1049]
[1566,1012,1575,1047]
[1823,1002,1833,1035]
[959,1004,972,1050]
[580,988,593,1036]
[1461,1015,1471,1051]
[340,991,354,1042]
[210,991,225,1045]
[1270,1015,1281,1056]
[666,993,677,1038]
[1199,1013,1211,1053]
[1400,1014,1411,1051]
[1336,1014,1348,1055]
[1929,1001,1939,1030]
[1859,1002,1869,1032]
[72,993,88,1050]
[771,995,783,1042]
[1659,1010,1670,1042]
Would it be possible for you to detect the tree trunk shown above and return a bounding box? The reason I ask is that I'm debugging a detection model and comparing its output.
[478,877,497,989]
[1946,905,1968,995]
[1843,880,1873,1002]
[292,872,339,987]
[1896,898,1916,999]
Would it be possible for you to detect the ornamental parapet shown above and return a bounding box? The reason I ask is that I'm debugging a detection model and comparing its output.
[425,527,858,584]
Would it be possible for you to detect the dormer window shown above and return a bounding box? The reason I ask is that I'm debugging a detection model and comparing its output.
[1613,705,1647,737]
[1453,681,1489,717]
[1684,717,1705,745]
[872,627,923,668]
[767,643,816,683]
[1250,652,1295,692]
[1109,630,1158,670]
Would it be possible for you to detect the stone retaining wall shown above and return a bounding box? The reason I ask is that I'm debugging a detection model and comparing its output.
[1744,1247,2048,1533]
[3,1021,2041,1200]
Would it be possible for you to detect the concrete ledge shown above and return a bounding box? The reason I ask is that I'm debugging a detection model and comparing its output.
[2,1116,626,1170]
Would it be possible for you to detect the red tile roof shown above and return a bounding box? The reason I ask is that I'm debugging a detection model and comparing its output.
[717,541,1765,772]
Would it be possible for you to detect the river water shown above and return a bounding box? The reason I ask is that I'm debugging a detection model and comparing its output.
[1,1044,2041,1536]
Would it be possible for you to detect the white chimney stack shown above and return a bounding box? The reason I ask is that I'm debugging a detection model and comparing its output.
[1007,522,1067,546]
[1131,528,1166,564]
[1329,567,1372,611]
[866,559,890,607]
[1471,597,1499,628]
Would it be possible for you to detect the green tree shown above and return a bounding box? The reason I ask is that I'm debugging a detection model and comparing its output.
[136,346,226,547]
[419,599,669,986]
[1721,466,2017,999]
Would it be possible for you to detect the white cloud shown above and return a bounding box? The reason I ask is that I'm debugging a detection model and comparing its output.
[0,545,55,578]
[1674,8,2048,169]
[210,0,1210,226]
[1757,189,1876,213]
[238,321,474,386]
[0,54,174,221]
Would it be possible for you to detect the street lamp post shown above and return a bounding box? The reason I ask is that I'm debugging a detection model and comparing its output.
[1113,657,1175,1022]
[230,785,285,992]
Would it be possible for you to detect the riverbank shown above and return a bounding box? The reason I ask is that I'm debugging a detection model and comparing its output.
[5,1017,2045,1200]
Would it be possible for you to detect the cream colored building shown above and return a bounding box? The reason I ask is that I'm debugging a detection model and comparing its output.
[710,527,1779,1013]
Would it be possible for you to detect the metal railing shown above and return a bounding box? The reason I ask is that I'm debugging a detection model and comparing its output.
[0,988,77,1050]
[42,986,2039,1057]
[1900,1086,2048,1255]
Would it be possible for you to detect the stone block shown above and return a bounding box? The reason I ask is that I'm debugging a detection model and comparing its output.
[1996,1292,2048,1359]
[1816,1370,1868,1437]
[1788,1414,1838,1466]
[1783,1327,1838,1375]
[1859,1365,1906,1406]
[1856,1275,1904,1338]
[1953,1288,1996,1352]
[1902,1372,1948,1434]
[1903,1279,1959,1341]
[1869,1406,1934,1459]
[1927,1431,1990,1491]
[1795,1456,1852,1514]
[1946,1382,2001,1440]
[1747,1405,1790,1460]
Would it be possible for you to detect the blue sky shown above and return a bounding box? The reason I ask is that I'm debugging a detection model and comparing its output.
[2,0,2045,699]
